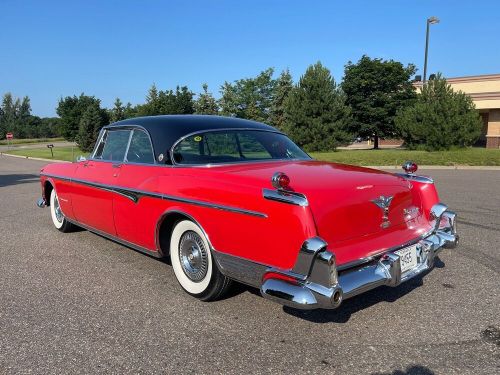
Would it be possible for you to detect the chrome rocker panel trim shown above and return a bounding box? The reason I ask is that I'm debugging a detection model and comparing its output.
[260,203,458,310]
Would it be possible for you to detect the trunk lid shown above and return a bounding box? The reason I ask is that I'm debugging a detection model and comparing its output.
[212,160,422,243]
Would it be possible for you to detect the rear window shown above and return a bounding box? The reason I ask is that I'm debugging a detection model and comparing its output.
[172,130,310,165]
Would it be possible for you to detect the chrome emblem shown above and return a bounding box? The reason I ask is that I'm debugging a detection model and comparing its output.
[403,206,419,218]
[371,195,393,228]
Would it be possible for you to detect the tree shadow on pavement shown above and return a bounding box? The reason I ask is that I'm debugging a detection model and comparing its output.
[0,173,39,188]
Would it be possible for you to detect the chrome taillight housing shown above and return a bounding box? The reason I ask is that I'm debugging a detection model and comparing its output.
[402,161,418,174]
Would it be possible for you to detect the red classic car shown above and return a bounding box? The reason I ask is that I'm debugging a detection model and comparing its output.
[37,115,458,309]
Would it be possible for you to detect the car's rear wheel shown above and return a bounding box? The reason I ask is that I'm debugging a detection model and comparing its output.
[170,220,231,301]
[50,189,74,232]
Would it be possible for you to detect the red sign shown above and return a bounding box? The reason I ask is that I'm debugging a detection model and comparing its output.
[6,133,13,140]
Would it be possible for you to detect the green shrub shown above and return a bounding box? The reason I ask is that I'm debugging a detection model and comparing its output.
[395,74,482,150]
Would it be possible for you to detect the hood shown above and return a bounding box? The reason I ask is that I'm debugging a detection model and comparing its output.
[211,160,422,243]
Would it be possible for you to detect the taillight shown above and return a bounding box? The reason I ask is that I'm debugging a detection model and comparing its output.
[271,172,290,190]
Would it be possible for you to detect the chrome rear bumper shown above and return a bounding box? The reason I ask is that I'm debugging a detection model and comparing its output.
[261,204,458,310]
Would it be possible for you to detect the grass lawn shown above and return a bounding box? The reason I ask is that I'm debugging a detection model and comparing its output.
[2,146,500,166]
[3,146,86,162]
[309,148,500,166]
[0,137,65,145]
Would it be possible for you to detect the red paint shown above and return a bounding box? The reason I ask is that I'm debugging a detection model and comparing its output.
[6,133,13,140]
[39,159,440,270]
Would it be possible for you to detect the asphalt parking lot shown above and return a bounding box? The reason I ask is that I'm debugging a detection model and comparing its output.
[0,155,498,374]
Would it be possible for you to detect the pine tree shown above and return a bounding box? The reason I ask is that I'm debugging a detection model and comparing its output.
[145,84,159,115]
[270,69,293,130]
[110,98,125,123]
[194,84,219,114]
[77,104,103,152]
[283,62,352,151]
[395,74,482,150]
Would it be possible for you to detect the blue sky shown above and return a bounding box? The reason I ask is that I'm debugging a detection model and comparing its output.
[1,0,499,117]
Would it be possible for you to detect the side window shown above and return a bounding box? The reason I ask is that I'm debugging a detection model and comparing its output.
[126,129,155,164]
[94,129,131,162]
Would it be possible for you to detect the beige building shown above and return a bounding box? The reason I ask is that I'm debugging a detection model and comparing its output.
[415,74,500,148]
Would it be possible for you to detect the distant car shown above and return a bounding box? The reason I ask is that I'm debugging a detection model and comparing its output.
[37,115,458,309]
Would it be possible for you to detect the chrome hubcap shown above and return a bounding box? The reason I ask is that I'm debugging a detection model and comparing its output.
[179,231,208,282]
[54,194,63,223]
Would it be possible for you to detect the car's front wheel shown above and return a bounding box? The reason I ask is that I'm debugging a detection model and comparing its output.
[170,220,231,301]
[50,189,74,232]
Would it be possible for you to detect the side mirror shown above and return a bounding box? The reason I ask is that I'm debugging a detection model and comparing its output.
[77,155,87,162]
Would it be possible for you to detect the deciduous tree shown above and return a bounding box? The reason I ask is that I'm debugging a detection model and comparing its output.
[57,94,104,141]
[342,55,417,148]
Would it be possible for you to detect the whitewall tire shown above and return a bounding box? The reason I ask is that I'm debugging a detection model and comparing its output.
[170,220,231,301]
[50,189,73,232]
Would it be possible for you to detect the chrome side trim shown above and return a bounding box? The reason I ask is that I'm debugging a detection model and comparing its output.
[395,173,434,184]
[40,173,267,218]
[262,188,308,207]
[66,217,162,259]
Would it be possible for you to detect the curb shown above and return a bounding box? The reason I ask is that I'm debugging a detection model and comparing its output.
[366,165,500,170]
[0,152,70,163]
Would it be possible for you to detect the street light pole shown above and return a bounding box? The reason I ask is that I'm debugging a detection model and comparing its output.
[423,16,440,83]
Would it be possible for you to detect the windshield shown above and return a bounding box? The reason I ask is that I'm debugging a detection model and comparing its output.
[172,130,310,165]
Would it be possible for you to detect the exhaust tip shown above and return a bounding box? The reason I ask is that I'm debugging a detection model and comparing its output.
[37,198,46,208]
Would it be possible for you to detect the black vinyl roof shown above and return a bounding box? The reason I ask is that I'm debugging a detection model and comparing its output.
[106,115,278,162]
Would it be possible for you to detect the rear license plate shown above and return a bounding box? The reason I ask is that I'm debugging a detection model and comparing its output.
[395,245,418,273]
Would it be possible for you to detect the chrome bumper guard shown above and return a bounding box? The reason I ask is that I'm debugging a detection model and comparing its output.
[261,203,458,310]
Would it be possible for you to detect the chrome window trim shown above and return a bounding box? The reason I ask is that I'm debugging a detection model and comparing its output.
[90,128,106,160]
[40,172,267,218]
[90,125,157,165]
[123,130,134,163]
[90,128,132,163]
[124,128,157,165]
[169,128,311,167]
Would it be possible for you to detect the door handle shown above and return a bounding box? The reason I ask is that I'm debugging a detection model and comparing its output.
[112,163,121,177]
